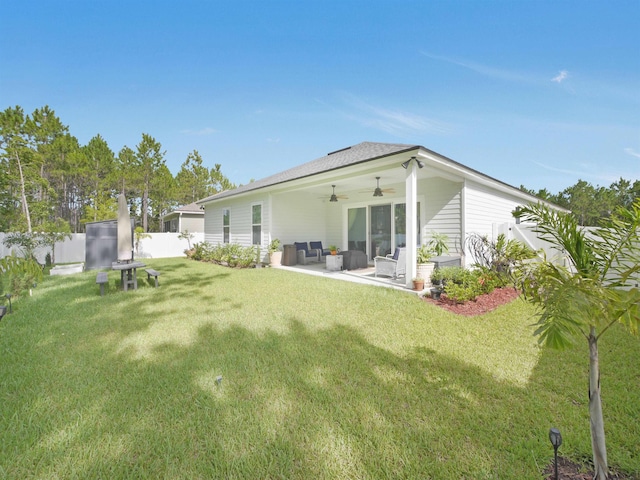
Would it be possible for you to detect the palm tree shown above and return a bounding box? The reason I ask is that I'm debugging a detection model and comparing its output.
[517,200,640,479]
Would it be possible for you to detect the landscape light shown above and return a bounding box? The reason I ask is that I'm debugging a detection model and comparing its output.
[549,428,562,480]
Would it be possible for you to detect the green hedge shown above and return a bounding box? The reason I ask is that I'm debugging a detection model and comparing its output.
[189,242,258,268]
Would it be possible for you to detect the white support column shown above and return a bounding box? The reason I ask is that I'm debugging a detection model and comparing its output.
[405,160,418,288]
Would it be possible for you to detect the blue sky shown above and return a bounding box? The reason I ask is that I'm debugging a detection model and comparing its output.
[2,0,638,193]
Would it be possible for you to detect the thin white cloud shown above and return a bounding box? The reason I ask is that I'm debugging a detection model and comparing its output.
[420,51,535,84]
[532,160,632,185]
[552,70,569,83]
[341,94,452,136]
[624,147,640,159]
[180,127,217,136]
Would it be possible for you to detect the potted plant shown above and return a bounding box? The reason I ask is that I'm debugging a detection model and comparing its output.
[416,243,435,284]
[268,238,282,266]
[412,277,425,291]
[328,245,338,255]
[428,232,449,257]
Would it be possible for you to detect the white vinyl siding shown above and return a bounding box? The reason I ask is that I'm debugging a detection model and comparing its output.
[204,194,271,248]
[464,180,523,239]
[420,178,463,253]
[270,191,327,244]
[180,215,204,234]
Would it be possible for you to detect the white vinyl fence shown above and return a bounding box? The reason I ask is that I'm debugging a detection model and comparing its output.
[495,222,569,265]
[0,232,205,265]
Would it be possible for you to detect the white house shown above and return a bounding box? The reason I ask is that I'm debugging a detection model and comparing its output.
[197,142,557,288]
[161,202,205,233]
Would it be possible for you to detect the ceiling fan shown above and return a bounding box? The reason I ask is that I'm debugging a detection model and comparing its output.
[361,177,395,197]
[319,185,348,202]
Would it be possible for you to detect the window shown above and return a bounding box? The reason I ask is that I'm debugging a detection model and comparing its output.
[223,209,230,243]
[252,204,262,245]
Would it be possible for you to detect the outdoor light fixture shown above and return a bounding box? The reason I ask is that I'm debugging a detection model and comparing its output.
[549,428,562,480]
[0,305,6,321]
[373,177,384,197]
[401,156,424,169]
[330,185,338,202]
[5,294,11,314]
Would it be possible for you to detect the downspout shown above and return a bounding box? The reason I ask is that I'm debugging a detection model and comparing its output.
[460,180,467,267]
[405,160,418,288]
[268,194,273,246]
[178,211,183,233]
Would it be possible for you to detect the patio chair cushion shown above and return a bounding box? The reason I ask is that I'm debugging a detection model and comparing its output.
[294,242,320,264]
[390,247,400,260]
[294,242,312,256]
[310,241,330,256]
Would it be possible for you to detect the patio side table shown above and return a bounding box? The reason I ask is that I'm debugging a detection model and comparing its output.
[325,254,343,272]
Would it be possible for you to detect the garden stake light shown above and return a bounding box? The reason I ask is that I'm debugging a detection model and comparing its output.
[5,294,11,314]
[549,428,562,480]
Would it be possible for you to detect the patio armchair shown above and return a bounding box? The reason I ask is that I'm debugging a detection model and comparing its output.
[374,247,406,279]
[294,242,321,264]
[310,241,332,261]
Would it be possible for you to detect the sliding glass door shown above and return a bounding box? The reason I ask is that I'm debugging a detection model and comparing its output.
[348,202,420,260]
[347,207,366,253]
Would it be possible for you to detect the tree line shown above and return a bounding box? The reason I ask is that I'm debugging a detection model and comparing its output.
[520,178,640,226]
[2,104,638,234]
[0,105,236,234]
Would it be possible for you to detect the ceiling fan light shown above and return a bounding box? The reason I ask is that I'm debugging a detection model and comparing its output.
[373,176,384,196]
[330,185,339,202]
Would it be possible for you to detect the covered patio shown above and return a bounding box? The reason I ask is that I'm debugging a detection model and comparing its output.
[275,260,416,293]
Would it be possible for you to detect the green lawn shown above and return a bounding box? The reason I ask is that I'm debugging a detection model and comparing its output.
[1,257,638,479]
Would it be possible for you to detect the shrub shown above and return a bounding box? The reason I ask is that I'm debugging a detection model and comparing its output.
[0,256,43,298]
[190,242,257,268]
[444,281,481,303]
[465,232,537,286]
[439,266,467,285]
[190,242,214,261]
[441,267,502,303]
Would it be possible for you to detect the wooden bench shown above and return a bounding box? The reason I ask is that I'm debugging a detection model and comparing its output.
[145,268,160,288]
[96,272,108,296]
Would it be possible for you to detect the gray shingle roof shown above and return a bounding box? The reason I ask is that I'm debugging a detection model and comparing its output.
[174,202,204,213]
[198,141,418,204]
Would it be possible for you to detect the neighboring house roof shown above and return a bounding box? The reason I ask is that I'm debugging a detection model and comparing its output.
[161,202,204,220]
[174,202,205,214]
[198,142,418,204]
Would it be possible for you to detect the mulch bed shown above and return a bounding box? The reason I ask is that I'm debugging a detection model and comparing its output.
[421,286,521,316]
[542,456,637,479]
